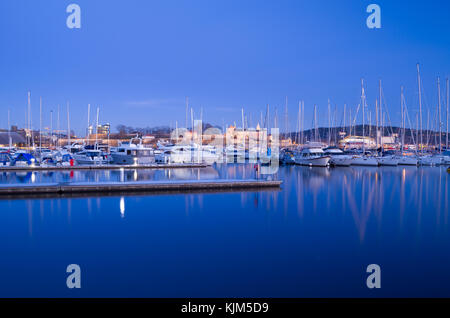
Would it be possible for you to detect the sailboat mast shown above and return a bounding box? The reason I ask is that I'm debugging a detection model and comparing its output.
[327,98,331,145]
[285,96,288,141]
[314,104,317,142]
[67,102,70,146]
[401,86,405,154]
[50,110,53,148]
[57,104,60,148]
[343,103,346,138]
[185,97,189,130]
[375,99,379,149]
[379,79,383,153]
[361,79,365,153]
[438,77,442,152]
[447,77,449,149]
[417,64,423,154]
[7,108,11,149]
[39,97,42,154]
[87,104,91,144]
[301,101,304,144]
[27,91,31,148]
[96,106,99,150]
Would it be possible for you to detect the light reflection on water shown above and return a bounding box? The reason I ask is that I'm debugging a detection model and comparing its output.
[0,164,448,297]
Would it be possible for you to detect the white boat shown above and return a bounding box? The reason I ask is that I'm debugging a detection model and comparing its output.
[442,150,450,164]
[155,144,195,164]
[396,155,418,166]
[73,149,110,165]
[377,155,399,166]
[280,149,296,165]
[294,144,330,167]
[419,155,443,166]
[110,137,155,165]
[323,147,352,166]
[0,151,13,166]
[349,153,379,166]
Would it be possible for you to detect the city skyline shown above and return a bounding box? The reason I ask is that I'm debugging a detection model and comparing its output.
[1,0,449,135]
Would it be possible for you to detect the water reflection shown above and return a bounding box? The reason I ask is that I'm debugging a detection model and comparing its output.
[0,164,449,297]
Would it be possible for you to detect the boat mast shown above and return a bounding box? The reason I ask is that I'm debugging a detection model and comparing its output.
[7,108,11,149]
[438,77,442,153]
[27,91,31,148]
[401,86,405,154]
[361,78,366,153]
[39,97,42,155]
[328,98,331,145]
[301,101,304,144]
[87,103,90,145]
[313,104,317,142]
[375,99,379,150]
[447,77,449,149]
[417,64,423,154]
[67,102,71,146]
[96,107,100,150]
[343,103,346,138]
[57,104,60,148]
[379,79,383,153]
[285,96,289,142]
[50,110,53,148]
[185,97,189,130]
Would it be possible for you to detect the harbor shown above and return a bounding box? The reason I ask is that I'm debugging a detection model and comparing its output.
[1,0,450,303]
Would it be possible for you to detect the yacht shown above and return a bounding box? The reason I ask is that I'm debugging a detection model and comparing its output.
[377,154,399,166]
[396,153,418,166]
[323,147,352,166]
[73,149,110,165]
[12,152,37,167]
[280,149,296,165]
[418,154,443,166]
[0,151,13,166]
[110,137,155,165]
[155,144,194,164]
[294,143,330,167]
[348,151,379,166]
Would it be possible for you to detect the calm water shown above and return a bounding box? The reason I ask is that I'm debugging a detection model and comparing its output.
[0,164,449,297]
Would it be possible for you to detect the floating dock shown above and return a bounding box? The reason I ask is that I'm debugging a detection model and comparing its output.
[0,163,208,172]
[0,179,282,196]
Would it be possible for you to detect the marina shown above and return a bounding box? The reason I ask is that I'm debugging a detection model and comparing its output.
[1,0,450,304]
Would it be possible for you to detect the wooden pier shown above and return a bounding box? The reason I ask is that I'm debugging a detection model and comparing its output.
[0,179,282,196]
[0,163,208,172]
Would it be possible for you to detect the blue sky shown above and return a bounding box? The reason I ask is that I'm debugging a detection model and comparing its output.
[0,0,449,135]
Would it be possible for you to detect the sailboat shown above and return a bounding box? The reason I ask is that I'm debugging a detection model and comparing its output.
[396,86,418,165]
[350,79,378,166]
[294,105,331,167]
[376,80,399,166]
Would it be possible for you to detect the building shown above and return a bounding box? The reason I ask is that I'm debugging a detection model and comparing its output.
[339,135,377,150]
[97,123,110,136]
[0,132,26,147]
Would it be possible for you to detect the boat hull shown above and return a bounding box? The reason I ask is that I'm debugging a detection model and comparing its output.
[377,156,399,166]
[330,156,353,166]
[397,156,418,166]
[350,156,379,166]
[295,156,331,167]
